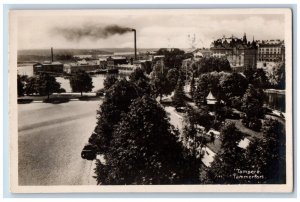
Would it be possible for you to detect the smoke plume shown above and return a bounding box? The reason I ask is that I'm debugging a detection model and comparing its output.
[53,24,133,41]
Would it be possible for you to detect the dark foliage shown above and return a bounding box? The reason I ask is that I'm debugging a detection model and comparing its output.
[243,119,286,183]
[190,73,196,98]
[205,122,246,184]
[22,74,62,98]
[241,84,265,131]
[172,77,185,109]
[193,72,225,106]
[219,72,249,104]
[43,97,70,104]
[166,68,179,92]
[89,79,141,153]
[156,48,185,69]
[103,74,118,91]
[244,68,269,89]
[17,99,33,104]
[192,57,231,74]
[95,95,200,185]
[17,75,25,96]
[275,62,285,89]
[129,68,152,95]
[141,61,153,74]
[69,70,94,96]
[150,64,174,100]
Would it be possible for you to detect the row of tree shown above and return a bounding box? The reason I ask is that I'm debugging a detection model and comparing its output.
[191,69,268,131]
[90,69,200,184]
[17,70,94,97]
[205,119,286,184]
[17,74,64,98]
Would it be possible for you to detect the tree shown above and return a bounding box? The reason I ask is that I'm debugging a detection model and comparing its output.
[24,76,38,95]
[89,79,141,153]
[244,119,286,183]
[190,73,196,98]
[103,74,118,91]
[193,57,231,74]
[129,68,152,95]
[244,68,269,89]
[156,48,185,69]
[95,95,200,185]
[141,61,153,74]
[206,122,245,184]
[275,62,285,89]
[129,68,148,82]
[166,68,179,92]
[17,75,25,96]
[193,71,227,106]
[195,108,214,131]
[241,84,265,131]
[172,77,185,109]
[37,73,61,99]
[150,63,172,101]
[219,72,249,104]
[69,70,93,96]
[183,106,214,162]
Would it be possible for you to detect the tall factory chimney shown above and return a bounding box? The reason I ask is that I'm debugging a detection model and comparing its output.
[51,47,54,62]
[132,29,137,60]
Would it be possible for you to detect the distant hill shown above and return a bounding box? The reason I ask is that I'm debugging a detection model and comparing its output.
[17,48,159,63]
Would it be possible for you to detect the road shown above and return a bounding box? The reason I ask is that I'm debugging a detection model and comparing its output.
[18,100,102,185]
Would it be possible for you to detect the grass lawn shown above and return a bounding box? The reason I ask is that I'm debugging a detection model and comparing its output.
[227,119,263,141]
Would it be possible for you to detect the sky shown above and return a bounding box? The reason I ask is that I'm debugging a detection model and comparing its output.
[16,10,286,50]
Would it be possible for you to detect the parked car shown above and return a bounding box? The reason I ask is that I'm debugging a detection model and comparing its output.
[175,107,186,113]
[81,143,97,160]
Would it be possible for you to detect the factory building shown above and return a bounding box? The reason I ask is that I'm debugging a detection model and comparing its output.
[33,61,64,75]
[33,47,64,74]
[63,60,100,74]
[106,56,128,70]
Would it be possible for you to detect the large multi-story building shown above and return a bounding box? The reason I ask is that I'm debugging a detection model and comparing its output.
[210,34,257,71]
[257,39,285,62]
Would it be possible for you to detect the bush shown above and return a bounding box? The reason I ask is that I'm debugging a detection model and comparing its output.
[58,88,66,93]
[96,89,105,96]
[211,119,222,131]
[43,97,69,104]
[78,96,90,101]
[242,117,262,132]
[17,99,33,104]
[230,96,243,110]
[78,96,98,101]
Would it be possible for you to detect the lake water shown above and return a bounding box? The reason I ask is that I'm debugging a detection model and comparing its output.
[264,91,285,112]
[17,65,129,92]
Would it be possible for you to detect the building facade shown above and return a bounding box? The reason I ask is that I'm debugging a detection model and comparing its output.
[33,61,64,74]
[106,56,128,70]
[63,60,100,74]
[257,40,285,62]
[210,34,257,71]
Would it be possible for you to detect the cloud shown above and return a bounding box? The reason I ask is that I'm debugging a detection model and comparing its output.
[17,13,285,49]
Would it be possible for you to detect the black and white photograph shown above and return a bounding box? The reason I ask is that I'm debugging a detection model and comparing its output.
[9,8,293,193]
